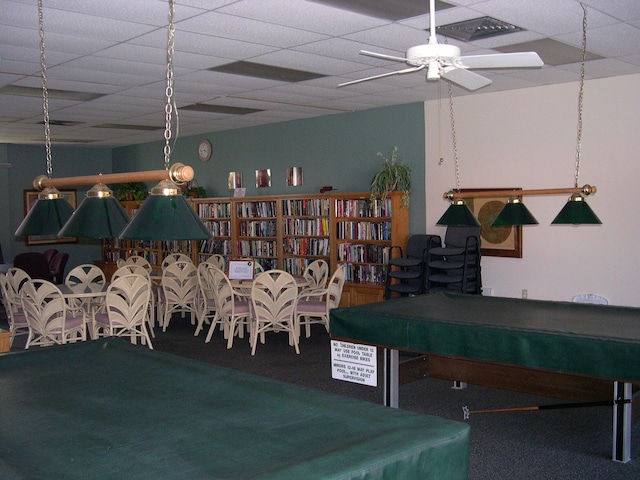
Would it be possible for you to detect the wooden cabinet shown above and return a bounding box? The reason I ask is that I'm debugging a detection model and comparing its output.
[101,192,408,307]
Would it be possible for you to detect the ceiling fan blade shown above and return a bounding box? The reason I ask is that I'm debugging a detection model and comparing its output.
[359,50,409,63]
[338,65,425,87]
[461,52,544,69]
[441,68,492,91]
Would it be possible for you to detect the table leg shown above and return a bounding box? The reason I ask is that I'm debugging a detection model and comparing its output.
[612,381,632,463]
[383,348,399,408]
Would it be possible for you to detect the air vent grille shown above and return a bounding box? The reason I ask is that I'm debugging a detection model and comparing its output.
[436,16,524,42]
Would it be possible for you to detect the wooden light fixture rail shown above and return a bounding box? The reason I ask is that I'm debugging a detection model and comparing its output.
[443,184,596,201]
[31,163,194,190]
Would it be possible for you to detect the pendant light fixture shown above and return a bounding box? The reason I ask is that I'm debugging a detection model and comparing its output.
[441,4,599,227]
[551,4,601,225]
[58,181,129,239]
[436,82,480,227]
[15,0,75,237]
[118,0,211,241]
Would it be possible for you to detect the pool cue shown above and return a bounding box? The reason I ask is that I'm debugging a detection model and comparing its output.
[463,399,631,420]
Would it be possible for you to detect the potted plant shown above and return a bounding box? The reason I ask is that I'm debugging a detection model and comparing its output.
[370,146,411,208]
[183,181,206,198]
[115,182,148,202]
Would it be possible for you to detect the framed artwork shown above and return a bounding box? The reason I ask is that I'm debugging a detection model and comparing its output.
[462,188,522,258]
[23,189,77,246]
[255,169,271,188]
[286,167,303,186]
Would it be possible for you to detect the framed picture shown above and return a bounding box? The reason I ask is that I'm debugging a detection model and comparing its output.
[462,188,522,258]
[24,189,77,246]
[255,169,271,188]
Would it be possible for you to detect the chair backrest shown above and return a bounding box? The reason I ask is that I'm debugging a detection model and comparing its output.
[13,252,53,282]
[162,253,192,270]
[0,273,16,314]
[251,270,297,324]
[43,248,58,265]
[326,264,347,309]
[20,279,67,345]
[207,267,237,318]
[197,262,218,303]
[118,255,152,272]
[104,274,151,329]
[572,294,608,305]
[405,235,441,259]
[65,264,106,288]
[49,252,70,284]
[203,254,226,270]
[5,267,31,301]
[303,259,329,291]
[112,264,150,282]
[162,260,199,305]
[444,226,481,248]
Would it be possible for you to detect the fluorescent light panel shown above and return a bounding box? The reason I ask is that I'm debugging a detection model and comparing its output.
[181,104,263,115]
[496,39,602,66]
[208,61,325,83]
[309,0,454,21]
[0,85,104,101]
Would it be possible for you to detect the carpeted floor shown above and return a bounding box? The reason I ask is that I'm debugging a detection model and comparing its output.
[5,314,640,479]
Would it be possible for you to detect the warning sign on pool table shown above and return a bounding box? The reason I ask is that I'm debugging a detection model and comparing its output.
[331,341,377,387]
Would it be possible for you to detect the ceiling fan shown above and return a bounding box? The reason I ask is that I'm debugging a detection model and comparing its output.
[338,0,543,91]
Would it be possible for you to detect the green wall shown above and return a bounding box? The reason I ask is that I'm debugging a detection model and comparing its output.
[2,102,426,269]
[114,102,426,234]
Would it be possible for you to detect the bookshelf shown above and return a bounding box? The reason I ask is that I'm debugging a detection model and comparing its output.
[99,192,408,307]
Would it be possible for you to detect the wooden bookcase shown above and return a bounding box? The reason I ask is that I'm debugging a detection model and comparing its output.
[99,192,408,307]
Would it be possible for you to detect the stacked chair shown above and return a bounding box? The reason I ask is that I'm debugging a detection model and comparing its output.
[384,234,441,300]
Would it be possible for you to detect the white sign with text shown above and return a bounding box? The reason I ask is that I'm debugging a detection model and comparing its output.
[331,340,377,387]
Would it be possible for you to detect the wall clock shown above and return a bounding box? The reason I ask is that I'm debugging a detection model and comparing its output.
[198,139,212,162]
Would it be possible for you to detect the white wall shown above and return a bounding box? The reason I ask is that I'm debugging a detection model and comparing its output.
[425,74,640,307]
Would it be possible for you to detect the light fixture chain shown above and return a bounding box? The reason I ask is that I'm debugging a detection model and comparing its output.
[164,0,176,170]
[448,81,461,191]
[38,0,52,179]
[574,4,587,188]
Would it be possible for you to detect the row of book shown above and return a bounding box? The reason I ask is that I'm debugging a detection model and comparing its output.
[199,238,231,255]
[334,198,392,218]
[283,237,330,256]
[282,198,330,217]
[236,240,277,258]
[238,220,277,237]
[203,220,231,237]
[343,264,386,285]
[236,201,277,218]
[283,257,319,276]
[197,202,232,219]
[283,218,329,236]
[336,221,392,241]
[337,244,391,264]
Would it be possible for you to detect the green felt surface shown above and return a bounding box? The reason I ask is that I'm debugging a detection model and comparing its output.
[0,339,469,480]
[330,292,640,382]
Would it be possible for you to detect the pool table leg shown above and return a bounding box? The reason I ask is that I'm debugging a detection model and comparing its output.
[612,381,632,463]
[384,348,399,408]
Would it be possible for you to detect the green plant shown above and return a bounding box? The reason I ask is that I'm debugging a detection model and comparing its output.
[370,146,411,208]
[184,185,206,198]
[114,182,148,202]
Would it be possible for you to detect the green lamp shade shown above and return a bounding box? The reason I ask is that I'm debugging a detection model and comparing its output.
[118,183,212,241]
[436,200,481,227]
[15,188,75,237]
[492,198,539,226]
[59,196,129,239]
[551,194,602,225]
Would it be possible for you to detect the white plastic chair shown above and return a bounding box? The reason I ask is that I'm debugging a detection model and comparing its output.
[301,259,329,293]
[296,264,346,338]
[204,267,251,347]
[20,279,86,348]
[161,260,200,331]
[117,255,152,272]
[92,273,153,348]
[250,270,299,355]
[112,265,156,337]
[64,264,107,314]
[0,272,28,347]
[195,262,219,336]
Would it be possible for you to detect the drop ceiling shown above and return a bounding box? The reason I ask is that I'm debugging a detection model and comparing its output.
[1,0,639,147]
